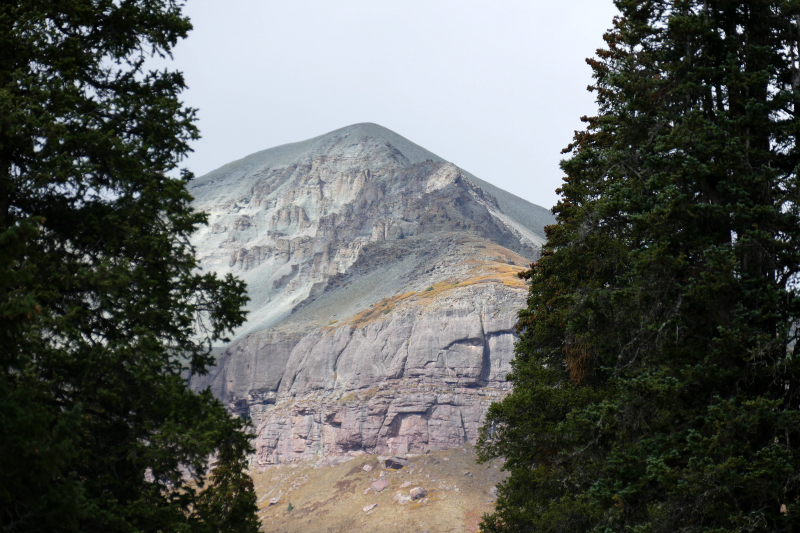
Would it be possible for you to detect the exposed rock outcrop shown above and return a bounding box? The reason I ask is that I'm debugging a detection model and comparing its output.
[188,123,554,464]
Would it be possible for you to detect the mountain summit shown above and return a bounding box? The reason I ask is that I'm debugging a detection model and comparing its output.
[188,123,554,465]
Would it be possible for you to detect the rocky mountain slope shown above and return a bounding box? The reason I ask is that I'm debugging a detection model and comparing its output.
[188,123,554,466]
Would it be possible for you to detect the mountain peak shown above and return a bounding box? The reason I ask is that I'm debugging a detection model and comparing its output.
[187,124,554,466]
[304,122,446,164]
[190,123,553,237]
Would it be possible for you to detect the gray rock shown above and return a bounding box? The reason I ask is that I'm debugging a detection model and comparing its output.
[371,479,390,493]
[187,123,555,463]
[393,492,412,505]
[410,487,428,500]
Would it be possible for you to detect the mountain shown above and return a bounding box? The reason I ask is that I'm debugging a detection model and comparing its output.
[188,123,554,467]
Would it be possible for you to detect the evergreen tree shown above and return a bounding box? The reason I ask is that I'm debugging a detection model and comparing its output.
[0,1,258,531]
[195,418,261,533]
[478,1,800,531]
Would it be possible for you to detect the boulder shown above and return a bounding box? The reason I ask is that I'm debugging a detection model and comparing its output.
[384,456,409,470]
[393,492,411,505]
[410,487,428,500]
[371,479,390,493]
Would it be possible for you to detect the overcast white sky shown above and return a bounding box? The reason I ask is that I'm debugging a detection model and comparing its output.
[164,1,619,210]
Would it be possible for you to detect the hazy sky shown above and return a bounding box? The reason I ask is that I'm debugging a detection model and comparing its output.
[162,1,619,210]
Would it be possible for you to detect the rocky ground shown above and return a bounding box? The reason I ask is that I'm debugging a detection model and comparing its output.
[252,445,505,533]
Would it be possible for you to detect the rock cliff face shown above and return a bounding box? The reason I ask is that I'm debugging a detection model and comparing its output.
[188,123,554,465]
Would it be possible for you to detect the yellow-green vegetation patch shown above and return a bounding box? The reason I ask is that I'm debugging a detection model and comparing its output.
[343,259,528,330]
[337,387,381,404]
[348,291,417,329]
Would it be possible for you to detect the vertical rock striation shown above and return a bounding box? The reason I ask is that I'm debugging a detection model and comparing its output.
[188,123,554,464]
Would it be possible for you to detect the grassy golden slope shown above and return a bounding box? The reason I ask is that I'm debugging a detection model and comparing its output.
[345,255,529,330]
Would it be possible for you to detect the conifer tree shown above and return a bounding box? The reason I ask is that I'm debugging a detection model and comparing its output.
[195,419,261,533]
[479,1,800,531]
[0,1,258,531]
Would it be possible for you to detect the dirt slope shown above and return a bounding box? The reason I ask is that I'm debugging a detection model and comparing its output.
[252,446,505,533]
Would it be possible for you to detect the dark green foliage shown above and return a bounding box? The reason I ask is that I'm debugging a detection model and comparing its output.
[478,1,800,531]
[0,1,258,531]
[287,502,294,513]
[195,419,261,533]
